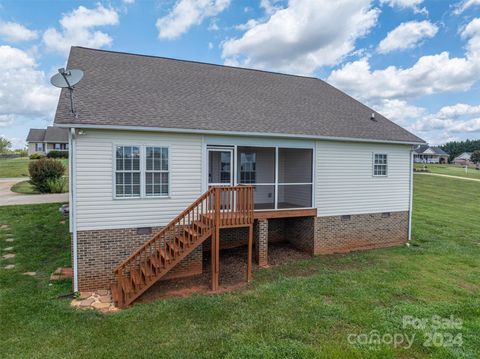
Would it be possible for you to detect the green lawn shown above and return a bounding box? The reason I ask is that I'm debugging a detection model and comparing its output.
[0,157,69,178]
[0,157,30,177]
[10,180,40,194]
[415,163,480,179]
[0,175,479,358]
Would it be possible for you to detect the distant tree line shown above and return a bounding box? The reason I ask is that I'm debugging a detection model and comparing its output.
[440,139,480,162]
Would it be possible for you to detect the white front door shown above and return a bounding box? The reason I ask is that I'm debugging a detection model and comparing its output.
[207,147,234,187]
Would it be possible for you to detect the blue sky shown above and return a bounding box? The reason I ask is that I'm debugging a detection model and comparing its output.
[1,0,480,148]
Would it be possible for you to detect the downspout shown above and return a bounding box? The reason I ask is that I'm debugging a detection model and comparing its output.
[408,147,414,242]
[70,128,78,292]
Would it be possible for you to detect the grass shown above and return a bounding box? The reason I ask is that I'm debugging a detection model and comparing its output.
[10,180,40,194]
[415,163,480,179]
[0,157,30,177]
[0,157,69,178]
[0,175,479,358]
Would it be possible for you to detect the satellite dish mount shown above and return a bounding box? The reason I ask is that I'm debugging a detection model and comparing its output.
[50,68,84,118]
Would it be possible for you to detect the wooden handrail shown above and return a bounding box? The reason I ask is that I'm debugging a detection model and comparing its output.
[113,187,216,274]
[113,185,253,275]
[112,185,254,307]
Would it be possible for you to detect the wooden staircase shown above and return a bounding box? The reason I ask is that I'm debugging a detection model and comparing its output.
[111,186,254,308]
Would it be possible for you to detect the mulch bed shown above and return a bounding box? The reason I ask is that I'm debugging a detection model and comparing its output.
[137,242,311,303]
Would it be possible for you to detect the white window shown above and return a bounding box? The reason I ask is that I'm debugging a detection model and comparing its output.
[373,153,388,176]
[54,143,61,150]
[145,147,169,197]
[115,146,141,197]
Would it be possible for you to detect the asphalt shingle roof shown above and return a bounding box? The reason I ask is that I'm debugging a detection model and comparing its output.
[414,145,448,155]
[54,47,424,144]
[27,127,68,143]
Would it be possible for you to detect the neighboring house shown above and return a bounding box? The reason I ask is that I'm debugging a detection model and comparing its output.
[54,47,424,307]
[26,126,69,155]
[453,152,473,166]
[414,145,449,164]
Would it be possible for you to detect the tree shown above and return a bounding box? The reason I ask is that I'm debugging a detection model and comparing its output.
[440,139,480,162]
[0,136,11,153]
[471,150,480,164]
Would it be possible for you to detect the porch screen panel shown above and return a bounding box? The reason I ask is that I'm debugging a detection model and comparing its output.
[237,146,275,210]
[278,148,313,208]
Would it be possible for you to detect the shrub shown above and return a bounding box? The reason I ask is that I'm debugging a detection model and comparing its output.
[47,150,68,159]
[46,177,68,193]
[30,152,46,160]
[29,158,65,193]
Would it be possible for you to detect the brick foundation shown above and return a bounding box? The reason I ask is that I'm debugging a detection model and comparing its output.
[76,227,203,291]
[254,219,268,267]
[285,217,316,254]
[75,211,408,291]
[314,211,409,254]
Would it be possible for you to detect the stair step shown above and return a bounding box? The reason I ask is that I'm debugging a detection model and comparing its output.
[111,282,121,306]
[119,276,133,295]
[131,270,143,289]
[175,235,188,248]
[166,241,181,256]
[150,255,162,270]
[193,220,208,231]
[183,228,200,241]
[140,262,154,280]
[156,248,171,265]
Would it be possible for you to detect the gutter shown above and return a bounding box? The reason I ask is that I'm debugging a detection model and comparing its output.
[69,128,78,292]
[408,148,414,242]
[54,123,425,146]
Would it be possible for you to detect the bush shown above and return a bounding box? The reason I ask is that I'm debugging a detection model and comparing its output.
[47,150,68,159]
[46,177,68,193]
[29,158,65,193]
[30,152,46,160]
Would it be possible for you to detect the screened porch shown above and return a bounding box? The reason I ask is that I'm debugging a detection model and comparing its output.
[207,145,314,211]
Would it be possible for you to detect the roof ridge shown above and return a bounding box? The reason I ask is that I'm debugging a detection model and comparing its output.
[72,46,319,81]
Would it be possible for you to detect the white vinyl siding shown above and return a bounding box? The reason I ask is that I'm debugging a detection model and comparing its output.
[75,130,202,230]
[315,141,411,216]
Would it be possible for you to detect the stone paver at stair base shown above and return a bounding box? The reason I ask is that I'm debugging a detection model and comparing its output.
[23,272,36,276]
[4,264,15,269]
[2,253,15,259]
[5,238,14,242]
[71,290,119,313]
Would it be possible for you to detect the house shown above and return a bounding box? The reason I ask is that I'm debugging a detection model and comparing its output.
[452,152,473,166]
[26,126,69,155]
[54,47,424,307]
[413,145,449,164]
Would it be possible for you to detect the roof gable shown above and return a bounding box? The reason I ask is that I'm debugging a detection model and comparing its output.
[54,47,424,144]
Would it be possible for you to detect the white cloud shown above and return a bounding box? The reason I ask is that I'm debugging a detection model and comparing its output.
[123,0,135,4]
[156,0,230,40]
[222,0,379,75]
[0,21,38,42]
[328,17,480,102]
[453,0,480,15]
[374,99,425,125]
[208,42,214,49]
[260,0,282,15]
[43,4,119,55]
[380,0,427,13]
[235,19,259,31]
[0,45,58,127]
[378,20,438,53]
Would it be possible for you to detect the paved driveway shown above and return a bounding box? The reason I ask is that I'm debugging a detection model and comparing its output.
[0,178,69,206]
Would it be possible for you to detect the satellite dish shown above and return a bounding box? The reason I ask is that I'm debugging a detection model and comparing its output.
[50,68,84,89]
[50,68,84,118]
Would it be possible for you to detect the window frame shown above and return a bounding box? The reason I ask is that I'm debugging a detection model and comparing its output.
[144,146,170,198]
[373,153,388,177]
[113,144,171,200]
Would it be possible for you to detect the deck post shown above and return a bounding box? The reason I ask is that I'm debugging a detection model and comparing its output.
[211,230,217,291]
[247,224,253,282]
[213,188,221,290]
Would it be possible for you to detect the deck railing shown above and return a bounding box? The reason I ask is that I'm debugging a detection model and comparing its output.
[112,185,253,306]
